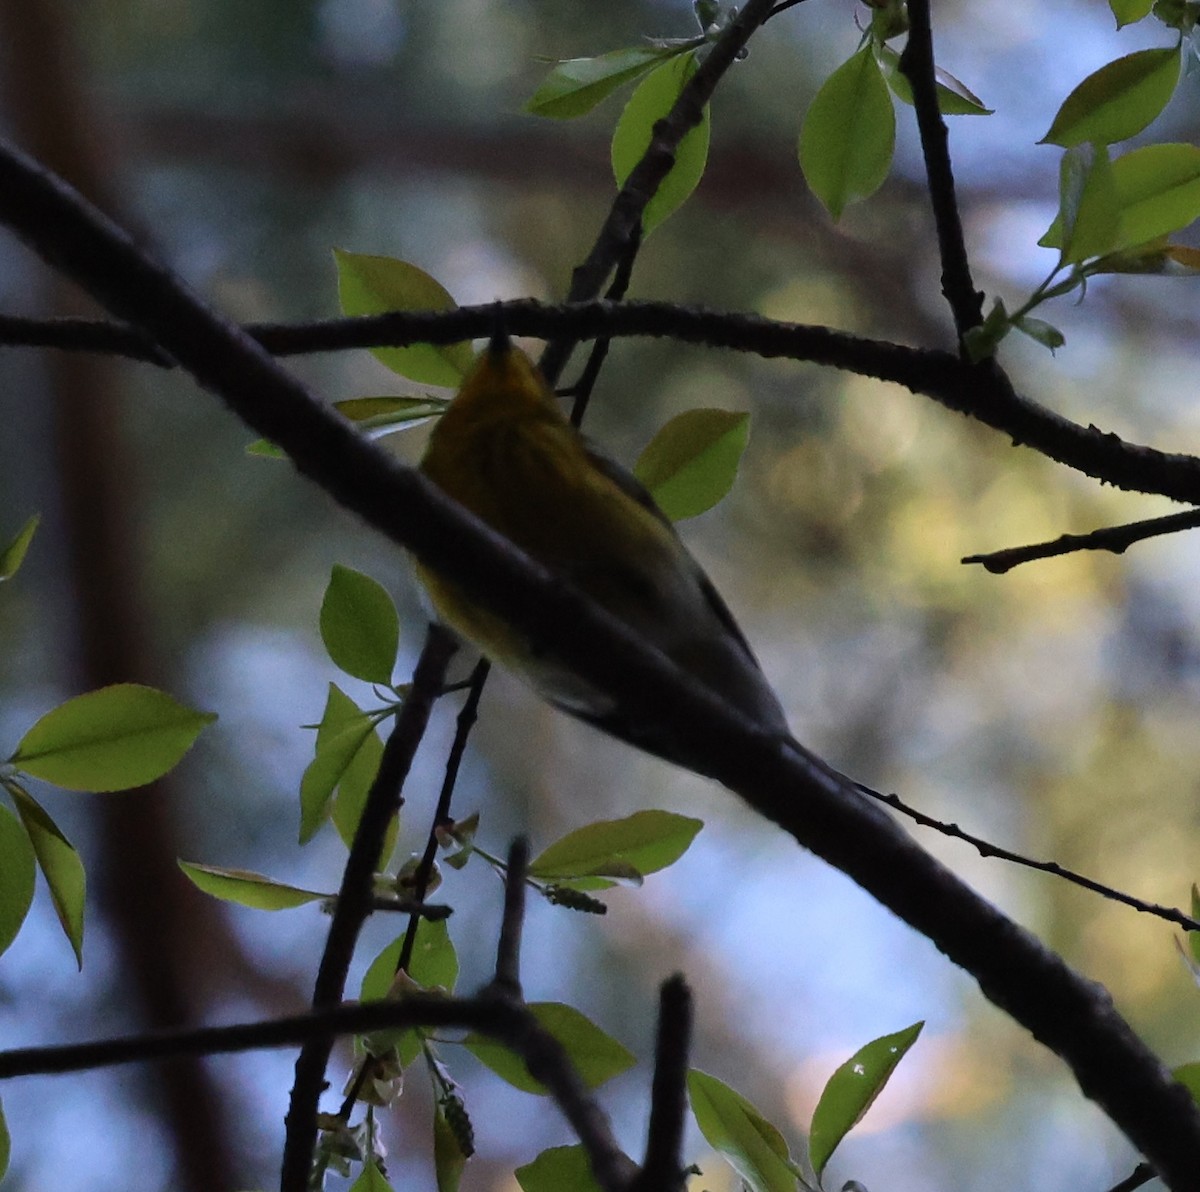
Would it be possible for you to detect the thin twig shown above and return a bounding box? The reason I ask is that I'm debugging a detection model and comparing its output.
[963,507,1200,573]
[487,837,530,1001]
[862,786,1200,934]
[281,625,456,1192]
[1106,1163,1157,1192]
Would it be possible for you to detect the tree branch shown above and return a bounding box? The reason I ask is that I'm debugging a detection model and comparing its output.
[0,136,1197,1187]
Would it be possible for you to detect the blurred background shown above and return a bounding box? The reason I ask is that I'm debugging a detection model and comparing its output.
[1,0,1199,1189]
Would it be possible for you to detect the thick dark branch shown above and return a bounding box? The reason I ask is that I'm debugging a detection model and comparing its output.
[898,0,983,338]
[963,507,1200,573]
[0,138,1197,1187]
[7,300,1200,505]
[635,976,693,1192]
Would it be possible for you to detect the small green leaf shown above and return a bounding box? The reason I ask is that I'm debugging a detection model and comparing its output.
[349,1161,394,1192]
[0,803,36,959]
[178,861,328,910]
[334,395,449,436]
[1042,46,1180,147]
[525,45,680,118]
[612,51,711,234]
[688,1070,801,1192]
[1111,0,1154,25]
[809,1021,923,1178]
[320,565,400,685]
[0,514,39,582]
[464,1003,635,1094]
[330,722,388,854]
[529,810,703,891]
[334,251,472,385]
[516,1146,602,1192]
[877,46,992,115]
[299,684,383,843]
[1012,315,1066,353]
[634,409,749,522]
[10,684,215,793]
[434,1101,470,1192]
[1174,1060,1200,1103]
[1190,885,1200,965]
[361,921,458,1062]
[800,47,896,221]
[1060,144,1120,263]
[10,784,86,967]
[962,297,1012,363]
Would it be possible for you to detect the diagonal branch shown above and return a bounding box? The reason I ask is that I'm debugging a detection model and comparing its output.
[0,138,1198,1187]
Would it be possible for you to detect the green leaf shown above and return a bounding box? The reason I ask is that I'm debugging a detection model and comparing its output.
[1191,885,1200,964]
[0,803,36,959]
[516,1146,602,1192]
[529,810,703,892]
[876,46,992,115]
[799,47,896,221]
[320,565,400,685]
[612,51,711,234]
[349,1161,394,1192]
[1111,142,1200,249]
[1041,46,1180,147]
[525,45,681,118]
[10,684,215,793]
[299,684,384,844]
[962,297,1012,364]
[1111,0,1154,25]
[330,721,388,854]
[334,251,472,385]
[1174,1060,1200,1103]
[9,784,86,967]
[464,1003,635,1094]
[688,1069,801,1192]
[360,921,458,1062]
[634,409,750,522]
[1061,144,1120,263]
[809,1021,923,1178]
[0,514,39,582]
[362,919,459,1002]
[434,1102,469,1192]
[1012,315,1066,353]
[178,861,328,910]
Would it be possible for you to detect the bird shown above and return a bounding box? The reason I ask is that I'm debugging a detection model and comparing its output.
[414,324,788,772]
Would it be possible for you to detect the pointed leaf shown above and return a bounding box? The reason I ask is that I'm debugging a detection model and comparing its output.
[1042,46,1180,147]
[0,803,36,959]
[464,1002,635,1094]
[1111,142,1200,249]
[299,684,382,843]
[1012,316,1065,353]
[330,721,388,854]
[10,684,215,792]
[809,1021,923,1178]
[1111,0,1154,26]
[516,1146,602,1192]
[525,46,680,118]
[334,251,472,385]
[320,565,400,685]
[0,514,39,582]
[333,395,448,435]
[1040,144,1120,262]
[612,52,711,234]
[434,1102,470,1192]
[877,47,992,115]
[178,862,328,910]
[634,409,749,521]
[688,1069,801,1192]
[349,1162,394,1192]
[800,47,896,220]
[10,785,86,967]
[529,810,703,891]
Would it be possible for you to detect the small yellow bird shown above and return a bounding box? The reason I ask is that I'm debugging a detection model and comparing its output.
[416,326,787,769]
